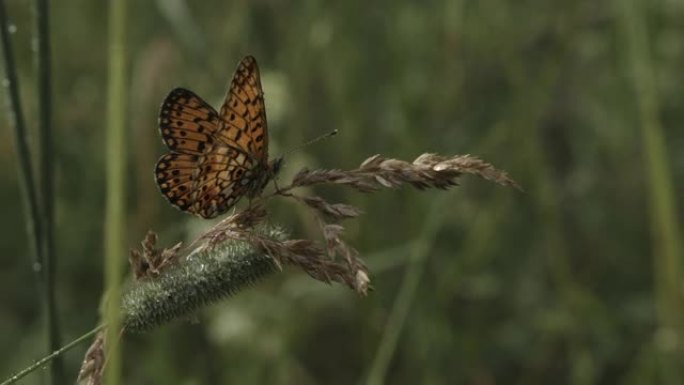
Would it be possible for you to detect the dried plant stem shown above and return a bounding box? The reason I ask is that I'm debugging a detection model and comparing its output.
[104,0,128,383]
[364,195,450,385]
[33,0,64,382]
[617,0,684,381]
[0,324,107,385]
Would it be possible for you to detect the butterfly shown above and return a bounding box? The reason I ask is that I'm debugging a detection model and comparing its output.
[154,56,283,219]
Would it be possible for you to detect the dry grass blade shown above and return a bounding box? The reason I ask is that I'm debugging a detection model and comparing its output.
[128,231,182,280]
[247,234,370,295]
[189,214,371,295]
[279,191,369,294]
[196,205,268,249]
[290,153,520,193]
[222,203,268,229]
[295,195,363,221]
[292,168,381,192]
[186,202,369,293]
[321,223,369,294]
[120,151,515,325]
[414,153,522,190]
[323,224,345,256]
[76,331,105,385]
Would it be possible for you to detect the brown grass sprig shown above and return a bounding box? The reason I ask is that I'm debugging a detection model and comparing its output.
[290,153,521,192]
[264,152,520,294]
[128,231,182,280]
[66,151,517,384]
[172,152,519,298]
[247,234,369,295]
[187,204,370,295]
[119,152,517,332]
[194,204,269,249]
[289,194,364,221]
[76,331,105,385]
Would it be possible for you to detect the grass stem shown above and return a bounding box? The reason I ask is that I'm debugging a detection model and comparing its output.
[364,196,450,385]
[616,0,684,381]
[33,0,64,382]
[0,325,106,385]
[104,0,128,382]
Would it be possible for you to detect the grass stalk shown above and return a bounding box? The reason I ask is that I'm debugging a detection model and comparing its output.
[616,0,684,382]
[0,325,106,385]
[0,0,45,297]
[364,196,450,385]
[104,0,128,382]
[33,0,64,382]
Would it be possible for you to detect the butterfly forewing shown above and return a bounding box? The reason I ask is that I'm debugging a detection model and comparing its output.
[159,88,220,155]
[218,55,269,162]
[155,56,273,219]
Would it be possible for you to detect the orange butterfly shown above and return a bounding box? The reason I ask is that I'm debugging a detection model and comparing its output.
[154,56,283,219]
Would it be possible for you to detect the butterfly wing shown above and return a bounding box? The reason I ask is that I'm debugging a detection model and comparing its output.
[216,55,269,163]
[191,147,258,218]
[155,56,271,219]
[155,153,201,213]
[156,88,222,214]
[155,149,256,218]
[158,88,221,155]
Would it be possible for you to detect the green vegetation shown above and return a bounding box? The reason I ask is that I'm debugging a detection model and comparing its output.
[1,0,682,384]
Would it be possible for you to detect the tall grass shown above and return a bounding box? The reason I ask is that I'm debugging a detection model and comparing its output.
[616,0,684,382]
[0,0,43,293]
[1,0,64,383]
[34,0,64,382]
[365,195,451,385]
[104,0,128,383]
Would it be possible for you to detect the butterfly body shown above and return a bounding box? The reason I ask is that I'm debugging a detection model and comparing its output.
[155,56,280,219]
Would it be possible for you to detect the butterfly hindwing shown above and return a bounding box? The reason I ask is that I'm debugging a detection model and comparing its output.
[155,153,201,212]
[191,147,257,218]
[159,88,220,155]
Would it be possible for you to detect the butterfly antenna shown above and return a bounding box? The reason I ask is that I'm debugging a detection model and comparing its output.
[283,129,338,156]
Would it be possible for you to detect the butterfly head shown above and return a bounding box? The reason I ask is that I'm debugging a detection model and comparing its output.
[270,156,284,176]
[246,156,285,199]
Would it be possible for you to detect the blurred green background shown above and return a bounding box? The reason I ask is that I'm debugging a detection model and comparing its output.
[2,0,684,384]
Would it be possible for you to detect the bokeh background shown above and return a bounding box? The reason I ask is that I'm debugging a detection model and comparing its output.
[2,0,684,384]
